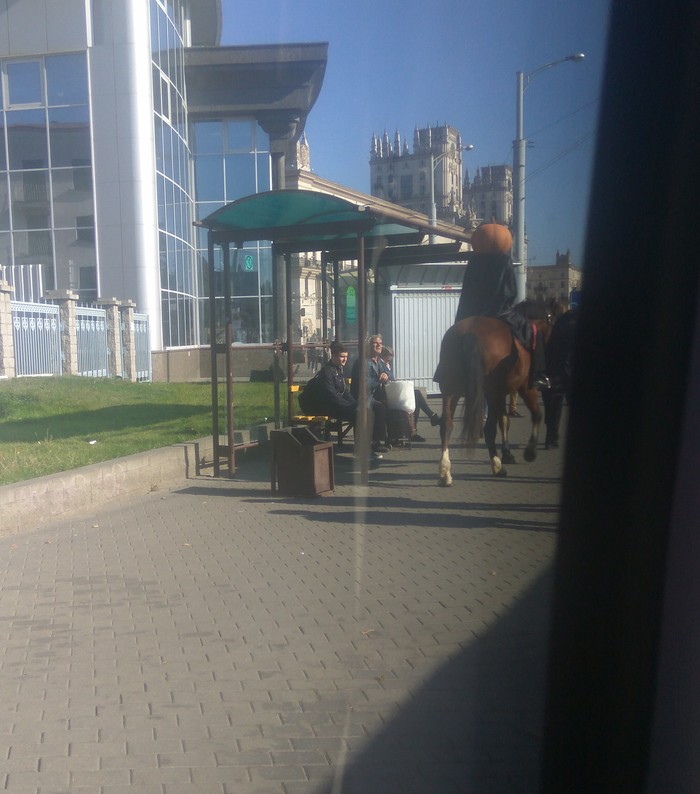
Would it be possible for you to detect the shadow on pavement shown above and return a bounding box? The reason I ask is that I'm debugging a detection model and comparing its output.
[316,568,553,794]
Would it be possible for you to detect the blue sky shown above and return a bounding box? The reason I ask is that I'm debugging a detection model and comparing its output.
[220,0,611,268]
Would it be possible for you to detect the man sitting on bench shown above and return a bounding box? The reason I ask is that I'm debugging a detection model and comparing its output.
[298,340,357,425]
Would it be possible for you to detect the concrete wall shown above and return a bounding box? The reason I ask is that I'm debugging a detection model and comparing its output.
[151,346,289,382]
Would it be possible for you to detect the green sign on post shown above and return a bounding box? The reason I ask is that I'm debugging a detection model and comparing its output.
[346,286,356,322]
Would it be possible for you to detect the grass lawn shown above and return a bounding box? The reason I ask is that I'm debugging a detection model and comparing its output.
[0,377,277,486]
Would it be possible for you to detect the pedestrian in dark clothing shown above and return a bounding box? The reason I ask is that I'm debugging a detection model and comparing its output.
[543,308,578,449]
[299,340,356,423]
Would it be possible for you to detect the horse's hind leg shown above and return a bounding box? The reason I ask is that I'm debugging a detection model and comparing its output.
[499,410,516,465]
[483,398,505,476]
[521,386,544,462]
[438,394,458,486]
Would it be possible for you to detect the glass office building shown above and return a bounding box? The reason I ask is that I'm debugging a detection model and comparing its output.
[0,0,326,350]
[0,52,94,301]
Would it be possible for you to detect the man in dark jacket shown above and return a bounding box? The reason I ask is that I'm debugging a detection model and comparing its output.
[298,340,357,423]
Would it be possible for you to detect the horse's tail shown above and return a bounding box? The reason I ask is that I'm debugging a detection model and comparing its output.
[460,331,485,445]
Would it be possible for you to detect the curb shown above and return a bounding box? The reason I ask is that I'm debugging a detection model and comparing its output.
[0,425,274,537]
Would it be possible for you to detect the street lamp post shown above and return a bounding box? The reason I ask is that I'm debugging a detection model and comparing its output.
[429,144,474,243]
[512,53,585,301]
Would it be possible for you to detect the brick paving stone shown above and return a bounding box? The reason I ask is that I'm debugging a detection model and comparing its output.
[0,404,565,793]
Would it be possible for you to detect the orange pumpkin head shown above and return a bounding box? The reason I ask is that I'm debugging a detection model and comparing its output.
[470,222,513,255]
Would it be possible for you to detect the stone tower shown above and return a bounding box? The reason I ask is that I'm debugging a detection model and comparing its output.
[369,124,470,225]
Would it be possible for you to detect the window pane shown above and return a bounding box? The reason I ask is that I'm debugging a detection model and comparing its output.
[195,155,224,202]
[225,154,256,201]
[46,53,88,105]
[0,114,5,171]
[0,231,10,268]
[0,175,9,231]
[150,0,160,60]
[48,106,90,167]
[10,170,50,230]
[53,228,95,292]
[52,169,94,228]
[194,121,223,154]
[257,153,271,192]
[13,229,53,268]
[227,121,253,152]
[6,61,42,105]
[6,109,48,169]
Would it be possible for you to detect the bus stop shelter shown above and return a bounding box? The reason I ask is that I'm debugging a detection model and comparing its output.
[196,188,473,482]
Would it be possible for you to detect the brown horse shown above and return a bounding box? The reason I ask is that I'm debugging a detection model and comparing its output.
[434,308,551,485]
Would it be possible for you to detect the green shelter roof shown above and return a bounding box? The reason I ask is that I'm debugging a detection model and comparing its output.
[196,189,472,255]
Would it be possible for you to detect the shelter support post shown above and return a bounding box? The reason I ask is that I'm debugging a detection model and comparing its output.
[223,243,238,477]
[356,234,369,484]
[272,245,281,428]
[208,233,220,478]
[285,252,295,425]
[321,253,329,344]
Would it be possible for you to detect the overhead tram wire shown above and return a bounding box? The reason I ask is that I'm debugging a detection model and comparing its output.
[525,131,596,183]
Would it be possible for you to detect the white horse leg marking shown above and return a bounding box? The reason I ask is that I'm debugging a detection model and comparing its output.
[491,455,502,476]
[438,448,453,486]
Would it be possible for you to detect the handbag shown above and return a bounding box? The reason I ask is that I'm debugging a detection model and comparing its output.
[384,380,415,413]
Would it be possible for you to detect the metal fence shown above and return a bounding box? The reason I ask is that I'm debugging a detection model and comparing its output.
[133,312,152,382]
[8,299,151,381]
[76,305,109,377]
[11,301,62,376]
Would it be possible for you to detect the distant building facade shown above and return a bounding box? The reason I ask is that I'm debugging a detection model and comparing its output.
[369,124,474,226]
[526,250,583,307]
[466,164,513,228]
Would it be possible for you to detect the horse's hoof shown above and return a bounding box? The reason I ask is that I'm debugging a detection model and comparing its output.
[438,478,453,487]
[495,467,508,477]
[502,451,516,465]
[524,446,537,462]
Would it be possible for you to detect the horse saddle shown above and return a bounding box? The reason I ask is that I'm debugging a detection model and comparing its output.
[498,310,534,350]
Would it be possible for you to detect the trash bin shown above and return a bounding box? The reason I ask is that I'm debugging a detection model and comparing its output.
[270,427,335,497]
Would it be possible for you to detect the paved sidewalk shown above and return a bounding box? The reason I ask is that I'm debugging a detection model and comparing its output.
[0,404,565,793]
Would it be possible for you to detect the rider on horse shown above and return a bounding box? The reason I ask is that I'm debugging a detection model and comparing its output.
[455,252,550,390]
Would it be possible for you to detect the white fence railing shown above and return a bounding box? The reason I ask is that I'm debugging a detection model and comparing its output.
[2,293,151,382]
[11,301,62,377]
[76,305,109,377]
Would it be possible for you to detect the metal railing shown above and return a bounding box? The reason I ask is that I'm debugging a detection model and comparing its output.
[7,299,152,382]
[76,305,109,377]
[132,312,152,382]
[11,301,62,376]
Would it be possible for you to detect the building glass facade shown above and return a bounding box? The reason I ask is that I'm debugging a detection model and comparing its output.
[192,118,273,343]
[150,0,198,347]
[0,51,95,299]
